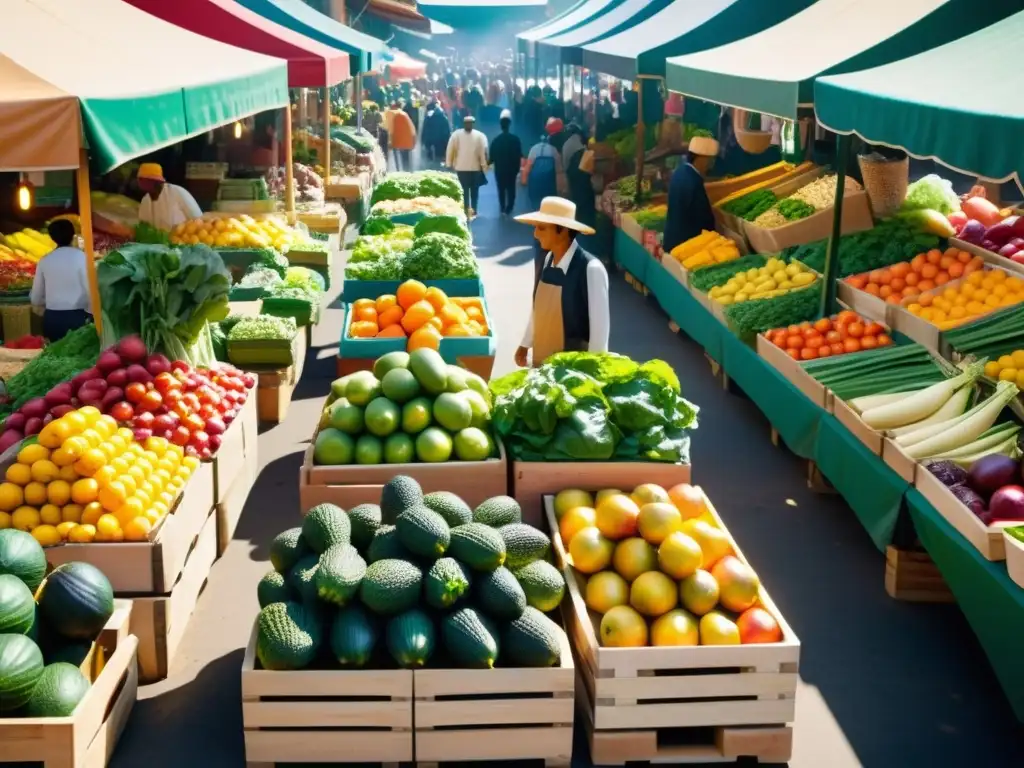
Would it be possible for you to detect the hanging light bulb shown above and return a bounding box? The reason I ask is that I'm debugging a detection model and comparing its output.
[15,178,33,212]
[233,121,243,139]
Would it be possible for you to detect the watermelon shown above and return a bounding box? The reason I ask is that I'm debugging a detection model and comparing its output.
[38,563,114,641]
[0,529,47,591]
[23,662,91,717]
[0,634,44,712]
[0,573,36,635]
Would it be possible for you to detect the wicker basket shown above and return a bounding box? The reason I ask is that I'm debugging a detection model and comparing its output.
[732,109,773,155]
[858,153,909,218]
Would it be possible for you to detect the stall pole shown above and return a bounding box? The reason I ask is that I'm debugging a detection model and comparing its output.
[633,78,646,205]
[356,75,364,131]
[76,149,102,336]
[298,89,308,150]
[284,106,296,223]
[820,133,851,317]
[558,62,564,103]
[323,88,332,182]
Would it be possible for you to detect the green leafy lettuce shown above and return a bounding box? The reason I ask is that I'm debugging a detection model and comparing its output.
[401,233,478,280]
[489,353,698,462]
[413,214,471,241]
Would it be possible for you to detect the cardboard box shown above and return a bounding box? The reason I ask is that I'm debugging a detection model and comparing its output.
[833,397,884,455]
[882,437,918,483]
[299,436,509,513]
[836,280,891,325]
[916,466,1014,561]
[756,334,831,410]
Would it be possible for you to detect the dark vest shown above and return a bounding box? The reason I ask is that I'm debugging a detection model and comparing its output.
[533,244,593,351]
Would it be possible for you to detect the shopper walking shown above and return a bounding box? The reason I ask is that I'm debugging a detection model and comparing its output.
[489,110,523,216]
[30,219,92,341]
[389,103,418,172]
[446,115,489,218]
[421,99,451,165]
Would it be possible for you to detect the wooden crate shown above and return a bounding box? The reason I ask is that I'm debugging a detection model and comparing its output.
[241,622,413,766]
[915,469,1012,561]
[214,393,258,504]
[413,632,575,767]
[216,447,257,556]
[299,435,509,513]
[131,511,219,682]
[513,461,690,528]
[884,546,954,603]
[1004,530,1024,589]
[0,601,139,768]
[43,461,215,593]
[543,496,799,765]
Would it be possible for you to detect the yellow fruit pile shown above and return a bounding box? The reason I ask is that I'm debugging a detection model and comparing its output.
[708,257,816,305]
[1,228,55,262]
[906,268,1024,329]
[670,230,740,270]
[0,406,197,545]
[169,214,300,250]
[552,484,782,648]
[984,350,1024,387]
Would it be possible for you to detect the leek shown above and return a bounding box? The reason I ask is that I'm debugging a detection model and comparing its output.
[904,382,1019,460]
[887,385,973,437]
[849,390,918,414]
[861,362,984,430]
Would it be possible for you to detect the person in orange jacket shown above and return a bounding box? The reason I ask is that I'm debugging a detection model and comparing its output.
[389,101,418,171]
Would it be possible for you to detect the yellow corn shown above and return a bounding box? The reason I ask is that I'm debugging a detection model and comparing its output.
[714,162,816,208]
[671,229,718,260]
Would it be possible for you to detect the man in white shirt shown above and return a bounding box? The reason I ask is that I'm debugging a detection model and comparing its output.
[445,115,489,218]
[137,163,203,233]
[514,197,610,368]
[30,219,92,341]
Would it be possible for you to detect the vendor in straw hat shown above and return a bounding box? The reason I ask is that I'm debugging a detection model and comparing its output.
[514,197,610,368]
[137,163,203,233]
[662,135,719,254]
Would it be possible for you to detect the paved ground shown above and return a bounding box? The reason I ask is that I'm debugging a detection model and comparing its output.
[110,173,1024,768]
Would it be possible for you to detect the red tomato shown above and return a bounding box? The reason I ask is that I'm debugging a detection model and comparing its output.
[830,342,845,356]
[806,337,824,350]
[109,401,134,422]
[846,322,865,338]
[786,335,804,350]
[786,349,801,360]
[171,360,191,374]
[843,338,862,353]
[825,330,843,343]
[139,390,163,413]
[817,345,833,358]
[800,347,816,361]
[153,372,180,395]
[860,335,878,350]
[184,413,206,434]
[170,425,192,447]
[876,334,893,346]
[813,318,831,333]
[125,382,147,405]
[864,322,885,336]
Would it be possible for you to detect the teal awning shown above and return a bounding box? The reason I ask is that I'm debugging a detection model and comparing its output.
[518,0,615,55]
[234,0,388,74]
[537,0,674,66]
[418,0,547,29]
[582,0,814,81]
[665,0,1021,121]
[815,11,1024,182]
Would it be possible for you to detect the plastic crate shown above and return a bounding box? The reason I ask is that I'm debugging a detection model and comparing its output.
[341,278,483,303]
[261,296,317,327]
[228,337,297,368]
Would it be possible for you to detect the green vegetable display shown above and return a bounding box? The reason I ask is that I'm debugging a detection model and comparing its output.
[133,221,170,245]
[285,266,326,293]
[413,214,471,241]
[237,266,283,290]
[901,174,960,215]
[371,171,462,205]
[776,198,816,221]
[721,189,777,220]
[401,233,478,281]
[688,255,769,293]
[98,243,230,367]
[786,217,940,277]
[4,325,98,411]
[803,343,950,400]
[490,352,698,463]
[632,209,667,232]
[723,282,821,338]
[228,315,297,342]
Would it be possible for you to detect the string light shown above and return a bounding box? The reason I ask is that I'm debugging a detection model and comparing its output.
[233,121,243,139]
[15,179,33,211]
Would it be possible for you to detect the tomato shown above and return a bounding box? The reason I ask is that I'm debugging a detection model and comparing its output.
[125,382,147,404]
[805,337,824,350]
[134,411,155,429]
[139,390,163,413]
[189,431,210,452]
[785,335,804,350]
[170,426,192,447]
[786,348,801,360]
[798,321,812,330]
[802,327,821,339]
[837,310,860,325]
[153,372,180,395]
[843,338,862,353]
[846,322,865,338]
[876,334,893,346]
[800,347,816,361]
[199,405,217,421]
[813,318,832,333]
[817,345,833,358]
[184,413,205,434]
[171,360,191,374]
[860,335,878,350]
[830,342,845,356]
[864,322,885,336]
[825,330,843,343]
[109,401,134,423]
[174,401,192,420]
[163,389,182,407]
[183,393,202,412]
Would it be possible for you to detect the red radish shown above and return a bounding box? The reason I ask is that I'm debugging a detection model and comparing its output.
[42,414,53,426]
[208,434,223,452]
[96,350,122,374]
[101,387,125,411]
[204,416,225,436]
[4,413,25,432]
[109,401,134,422]
[126,364,153,384]
[106,368,128,389]
[24,417,42,436]
[134,411,155,429]
[0,430,23,454]
[189,431,210,452]
[21,398,48,419]
[44,383,73,408]
[49,405,75,419]
[146,354,172,376]
[133,427,153,443]
[153,414,175,433]
[171,426,191,446]
[70,367,100,395]
[116,335,148,363]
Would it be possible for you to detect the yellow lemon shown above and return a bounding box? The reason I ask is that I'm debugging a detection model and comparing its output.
[123,516,153,542]
[11,505,40,531]
[650,609,700,647]
[0,512,10,529]
[17,443,49,465]
[57,465,79,484]
[62,411,88,433]
[631,483,669,507]
[61,504,83,523]
[96,514,121,537]
[595,488,623,505]
[559,506,596,545]
[56,521,77,540]
[30,459,59,484]
[39,504,62,526]
[0,482,24,512]
[71,478,99,505]
[630,571,679,617]
[81,502,104,526]
[612,537,658,582]
[637,502,683,545]
[46,480,71,506]
[78,406,102,424]
[67,523,97,543]
[553,489,595,520]
[94,529,125,543]
[23,482,47,507]
[5,463,31,486]
[31,524,61,547]
[585,571,630,614]
[599,605,648,648]
[680,519,733,569]
[98,481,128,512]
[73,448,107,477]
[568,527,615,574]
[658,532,704,580]
[61,436,89,461]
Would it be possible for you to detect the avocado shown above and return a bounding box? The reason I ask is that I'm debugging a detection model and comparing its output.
[302,504,351,554]
[381,475,423,523]
[474,566,527,621]
[473,496,522,527]
[408,348,448,394]
[423,491,473,527]
[256,601,322,671]
[373,350,410,380]
[316,544,367,606]
[498,523,551,570]
[447,523,506,571]
[503,607,563,667]
[359,559,423,615]
[396,506,451,558]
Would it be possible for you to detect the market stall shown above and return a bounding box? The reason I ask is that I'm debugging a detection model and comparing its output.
[417,0,548,30]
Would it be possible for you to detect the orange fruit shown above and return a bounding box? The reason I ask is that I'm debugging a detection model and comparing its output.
[98,481,128,512]
[426,316,444,332]
[711,555,761,613]
[680,569,720,616]
[0,483,24,512]
[355,306,378,323]
[658,532,703,579]
[595,493,641,540]
[378,305,404,328]
[568,527,614,574]
[440,303,469,326]
[73,448,107,477]
[585,571,629,614]
[443,323,472,337]
[559,506,596,544]
[375,294,398,314]
[637,502,682,545]
[554,489,594,518]
[667,484,706,520]
[81,502,104,526]
[424,286,449,312]
[650,609,700,646]
[736,607,783,644]
[631,483,669,506]
[96,513,120,536]
[599,605,648,647]
[377,324,406,338]
[680,519,732,568]
[24,482,47,507]
[123,516,153,542]
[350,320,379,338]
[397,279,427,309]
[407,325,442,352]
[700,611,741,645]
[630,571,678,617]
[612,537,658,582]
[352,298,375,312]
[401,300,436,333]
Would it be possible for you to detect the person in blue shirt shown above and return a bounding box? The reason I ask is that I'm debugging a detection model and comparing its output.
[662,136,719,254]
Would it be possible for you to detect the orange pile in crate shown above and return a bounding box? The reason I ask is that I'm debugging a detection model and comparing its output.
[348,279,489,351]
[844,247,984,305]
[907,268,1024,329]
[766,310,892,361]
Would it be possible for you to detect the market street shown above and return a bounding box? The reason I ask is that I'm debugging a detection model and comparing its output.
[108,179,1023,768]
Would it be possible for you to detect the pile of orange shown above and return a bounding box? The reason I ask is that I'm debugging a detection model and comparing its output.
[844,248,986,305]
[907,268,1024,329]
[766,310,892,361]
[348,279,489,351]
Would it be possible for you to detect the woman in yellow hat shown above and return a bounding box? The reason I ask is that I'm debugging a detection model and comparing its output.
[514,197,609,368]
[136,163,203,232]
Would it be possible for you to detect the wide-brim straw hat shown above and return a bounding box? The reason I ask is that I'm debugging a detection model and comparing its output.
[515,197,595,235]
[689,136,720,157]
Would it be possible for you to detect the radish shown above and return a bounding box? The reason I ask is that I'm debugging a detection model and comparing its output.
[4,413,25,432]
[21,398,48,419]
[96,349,122,374]
[70,367,100,395]
[146,354,172,376]
[49,405,75,419]
[101,387,125,411]
[44,383,73,408]
[106,368,128,389]
[24,417,42,436]
[0,430,23,454]
[126,364,153,384]
[116,335,148,363]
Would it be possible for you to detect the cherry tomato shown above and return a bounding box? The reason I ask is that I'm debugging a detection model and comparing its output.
[787,349,801,360]
[843,338,862,353]
[860,335,878,350]
[171,360,191,374]
[830,342,845,356]
[813,318,832,333]
[826,330,843,343]
[171,426,192,447]
[800,347,817,361]
[846,322,865,338]
[805,337,824,350]
[876,334,893,346]
[184,413,206,434]
[134,411,155,429]
[154,372,180,395]
[786,335,804,350]
[125,382,147,404]
[817,345,833,358]
[109,401,134,422]
[864,322,886,336]
[189,431,210,452]
[837,310,859,325]
[139,390,163,413]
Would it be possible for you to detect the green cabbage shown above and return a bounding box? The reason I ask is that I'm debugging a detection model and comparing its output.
[901,174,960,215]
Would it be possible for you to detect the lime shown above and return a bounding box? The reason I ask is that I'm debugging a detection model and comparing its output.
[346,371,381,406]
[453,427,493,461]
[354,435,384,465]
[415,427,453,463]
[328,398,364,434]
[383,433,415,464]
[401,397,433,434]
[364,398,400,437]
[381,368,421,404]
[433,392,472,432]
[313,428,355,465]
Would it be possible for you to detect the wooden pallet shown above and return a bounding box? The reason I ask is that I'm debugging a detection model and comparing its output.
[413,632,575,767]
[544,496,799,766]
[0,601,139,768]
[241,623,413,767]
[884,546,954,603]
[131,511,218,682]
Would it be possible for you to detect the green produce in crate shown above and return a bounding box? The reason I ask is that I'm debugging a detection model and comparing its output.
[448,523,506,571]
[503,607,563,667]
[786,216,940,277]
[302,503,351,553]
[37,562,113,642]
[514,560,566,613]
[315,544,366,606]
[387,609,436,668]
[348,504,382,549]
[416,427,453,462]
[0,633,44,712]
[473,496,522,527]
[314,428,355,465]
[365,398,401,437]
[802,343,952,400]
[0,529,48,592]
[384,433,415,463]
[269,527,308,573]
[257,571,293,608]
[330,605,378,668]
[396,506,451,558]
[474,566,527,620]
[256,601,321,671]
[228,315,297,342]
[355,434,384,464]
[286,554,321,604]
[22,662,90,717]
[359,559,423,615]
[413,214,471,241]
[381,475,423,522]
[723,282,821,338]
[442,607,500,668]
[453,426,493,461]
[0,574,35,635]
[423,492,473,527]
[499,523,551,570]
[400,233,478,281]
[720,189,777,220]
[366,525,410,563]
[424,557,471,608]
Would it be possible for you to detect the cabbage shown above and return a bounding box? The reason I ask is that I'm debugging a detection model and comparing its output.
[901,174,960,215]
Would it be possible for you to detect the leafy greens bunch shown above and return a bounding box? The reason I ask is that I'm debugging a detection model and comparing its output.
[489,352,698,463]
[98,243,231,367]
[370,171,463,205]
[401,233,478,280]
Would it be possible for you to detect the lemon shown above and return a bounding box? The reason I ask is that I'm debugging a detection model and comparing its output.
[81,502,104,526]
[68,523,97,543]
[11,505,40,531]
[24,482,47,507]
[71,478,99,505]
[31,524,61,547]
[5,463,31,486]
[0,512,10,529]
[62,504,84,523]
[96,513,121,537]
[585,571,630,614]
[39,504,62,526]
[56,521,77,540]
[630,571,679,617]
[0,482,24,512]
[17,443,49,465]
[30,459,59,484]
[123,516,153,542]
[658,532,704,580]
[58,465,79,483]
[94,529,125,543]
[46,480,71,506]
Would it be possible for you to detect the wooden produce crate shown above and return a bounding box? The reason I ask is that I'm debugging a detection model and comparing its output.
[299,435,508,512]
[131,511,219,683]
[916,468,1013,561]
[413,632,575,767]
[1003,529,1024,589]
[241,623,414,766]
[213,393,258,504]
[884,545,954,603]
[254,330,307,424]
[512,460,690,528]
[216,448,258,557]
[0,601,139,768]
[544,496,799,765]
[44,461,215,594]
[336,354,495,382]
